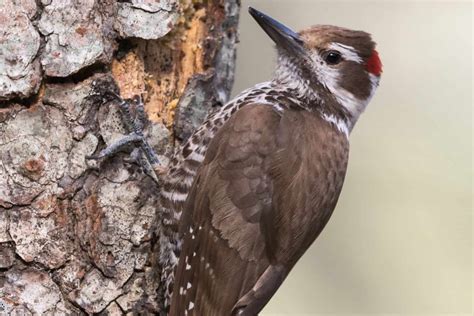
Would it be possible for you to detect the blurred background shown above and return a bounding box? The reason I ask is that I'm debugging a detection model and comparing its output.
[232,1,472,315]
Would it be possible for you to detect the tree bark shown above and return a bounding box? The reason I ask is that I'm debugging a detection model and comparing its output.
[0,0,240,314]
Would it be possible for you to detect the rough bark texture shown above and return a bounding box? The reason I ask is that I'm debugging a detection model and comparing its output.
[0,0,240,314]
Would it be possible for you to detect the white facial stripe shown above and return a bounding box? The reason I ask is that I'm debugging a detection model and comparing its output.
[332,86,365,120]
[328,43,363,63]
[366,73,380,107]
[309,49,380,129]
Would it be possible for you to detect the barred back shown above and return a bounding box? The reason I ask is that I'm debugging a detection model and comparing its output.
[158,82,284,311]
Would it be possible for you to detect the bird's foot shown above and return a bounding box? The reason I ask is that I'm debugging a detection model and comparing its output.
[87,89,167,182]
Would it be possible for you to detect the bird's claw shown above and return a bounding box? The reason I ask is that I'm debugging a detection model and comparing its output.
[87,88,166,183]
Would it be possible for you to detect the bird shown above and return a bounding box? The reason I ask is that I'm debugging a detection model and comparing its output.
[158,6,383,315]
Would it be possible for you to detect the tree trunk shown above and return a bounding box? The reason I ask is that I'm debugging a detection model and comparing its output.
[0,0,240,314]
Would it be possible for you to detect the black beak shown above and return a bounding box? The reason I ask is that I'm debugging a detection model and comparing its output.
[248,7,305,57]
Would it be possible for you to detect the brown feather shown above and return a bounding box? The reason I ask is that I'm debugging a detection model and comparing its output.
[170,103,349,315]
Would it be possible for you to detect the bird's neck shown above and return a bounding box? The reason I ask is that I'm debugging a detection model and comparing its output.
[231,80,351,138]
[272,64,352,136]
[273,56,320,104]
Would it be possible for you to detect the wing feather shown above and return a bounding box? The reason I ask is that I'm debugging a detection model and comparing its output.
[170,105,279,315]
[170,104,349,315]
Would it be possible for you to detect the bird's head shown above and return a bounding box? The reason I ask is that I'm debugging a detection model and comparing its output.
[249,7,382,127]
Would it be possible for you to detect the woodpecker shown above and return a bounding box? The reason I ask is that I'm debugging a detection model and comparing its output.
[92,6,382,315]
[161,7,383,315]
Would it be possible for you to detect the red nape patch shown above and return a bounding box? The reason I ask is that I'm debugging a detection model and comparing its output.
[365,49,382,76]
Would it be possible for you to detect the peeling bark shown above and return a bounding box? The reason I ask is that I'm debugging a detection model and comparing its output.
[0,0,240,314]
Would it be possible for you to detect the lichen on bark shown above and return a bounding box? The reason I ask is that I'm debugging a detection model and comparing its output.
[0,0,41,100]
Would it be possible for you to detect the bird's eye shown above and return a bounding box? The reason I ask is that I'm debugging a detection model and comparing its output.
[323,51,342,65]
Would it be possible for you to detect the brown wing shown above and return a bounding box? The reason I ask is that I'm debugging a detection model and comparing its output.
[169,104,349,315]
[170,104,278,315]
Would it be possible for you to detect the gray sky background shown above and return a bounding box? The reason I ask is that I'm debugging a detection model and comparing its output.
[232,1,472,315]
